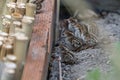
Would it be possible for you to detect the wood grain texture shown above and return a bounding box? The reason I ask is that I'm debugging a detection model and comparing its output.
[21,0,55,80]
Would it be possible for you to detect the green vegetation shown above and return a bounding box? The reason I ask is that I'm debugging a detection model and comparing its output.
[86,69,101,80]
[85,42,120,80]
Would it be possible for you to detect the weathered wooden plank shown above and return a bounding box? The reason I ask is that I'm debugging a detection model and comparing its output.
[22,0,55,80]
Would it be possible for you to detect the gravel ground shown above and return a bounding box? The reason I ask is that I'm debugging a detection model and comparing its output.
[48,12,120,80]
[62,49,111,80]
[96,13,120,42]
[0,12,119,80]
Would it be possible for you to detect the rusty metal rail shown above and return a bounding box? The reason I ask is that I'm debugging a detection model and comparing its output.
[21,0,55,80]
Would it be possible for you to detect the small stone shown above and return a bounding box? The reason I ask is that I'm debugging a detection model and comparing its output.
[77,75,86,80]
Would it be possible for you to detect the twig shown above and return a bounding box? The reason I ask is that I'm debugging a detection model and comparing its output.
[58,56,62,80]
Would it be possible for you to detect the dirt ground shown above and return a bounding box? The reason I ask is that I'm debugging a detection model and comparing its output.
[48,12,120,80]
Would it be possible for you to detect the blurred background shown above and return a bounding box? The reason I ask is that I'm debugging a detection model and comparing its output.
[60,0,120,19]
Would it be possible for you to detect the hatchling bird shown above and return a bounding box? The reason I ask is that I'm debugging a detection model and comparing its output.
[60,18,98,52]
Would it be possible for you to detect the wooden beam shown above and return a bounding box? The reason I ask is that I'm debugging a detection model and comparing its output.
[21,0,55,80]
